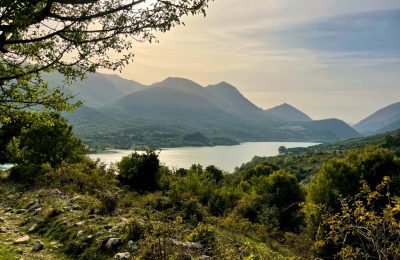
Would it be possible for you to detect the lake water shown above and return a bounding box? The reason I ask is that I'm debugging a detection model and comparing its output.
[0,164,13,170]
[88,142,319,172]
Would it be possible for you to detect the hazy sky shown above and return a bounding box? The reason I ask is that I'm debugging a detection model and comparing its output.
[104,0,400,123]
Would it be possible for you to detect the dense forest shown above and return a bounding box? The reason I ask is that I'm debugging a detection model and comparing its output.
[1,115,399,259]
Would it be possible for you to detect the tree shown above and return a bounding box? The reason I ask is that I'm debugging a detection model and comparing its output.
[306,159,359,210]
[264,170,304,230]
[278,146,287,155]
[205,165,224,183]
[117,150,160,192]
[0,112,31,164]
[307,147,400,211]
[4,113,87,167]
[0,0,211,121]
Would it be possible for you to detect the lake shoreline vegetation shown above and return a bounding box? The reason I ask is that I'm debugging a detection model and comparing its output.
[1,113,399,259]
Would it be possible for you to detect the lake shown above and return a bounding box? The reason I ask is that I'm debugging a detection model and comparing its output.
[0,164,13,171]
[88,142,319,172]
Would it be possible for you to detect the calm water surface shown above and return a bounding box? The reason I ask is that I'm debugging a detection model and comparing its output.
[89,142,319,172]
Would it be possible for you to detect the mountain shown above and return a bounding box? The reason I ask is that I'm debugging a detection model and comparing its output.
[302,119,361,140]
[265,103,312,122]
[45,72,145,107]
[354,102,400,135]
[66,77,359,148]
[64,75,361,148]
[376,119,400,134]
[205,82,262,116]
[151,77,204,94]
[108,83,226,119]
[144,78,263,116]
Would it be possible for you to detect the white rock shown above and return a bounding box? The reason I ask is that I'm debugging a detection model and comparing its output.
[114,252,131,259]
[14,235,30,244]
[106,237,122,250]
[28,224,37,233]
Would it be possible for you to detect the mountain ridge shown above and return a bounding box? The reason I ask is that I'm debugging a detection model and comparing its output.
[354,102,400,135]
[64,73,362,149]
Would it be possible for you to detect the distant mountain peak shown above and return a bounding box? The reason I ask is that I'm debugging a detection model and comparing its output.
[159,77,202,86]
[215,81,233,86]
[205,81,261,114]
[277,103,294,108]
[265,103,312,122]
[207,81,238,91]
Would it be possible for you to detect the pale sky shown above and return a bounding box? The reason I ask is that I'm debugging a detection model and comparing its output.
[102,0,400,123]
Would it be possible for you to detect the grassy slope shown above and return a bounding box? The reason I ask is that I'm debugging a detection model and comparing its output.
[0,184,71,260]
[0,181,287,259]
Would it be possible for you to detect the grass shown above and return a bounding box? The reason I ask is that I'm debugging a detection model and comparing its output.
[0,244,18,260]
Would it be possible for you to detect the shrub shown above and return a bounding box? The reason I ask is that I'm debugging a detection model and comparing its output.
[265,170,303,207]
[98,191,118,215]
[257,205,280,229]
[316,177,400,259]
[208,188,241,216]
[42,158,117,194]
[4,114,87,167]
[181,196,207,225]
[205,165,224,183]
[7,164,39,184]
[188,223,216,249]
[124,217,147,241]
[117,150,160,192]
[234,194,265,223]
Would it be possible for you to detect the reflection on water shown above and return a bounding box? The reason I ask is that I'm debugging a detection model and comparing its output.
[89,142,319,172]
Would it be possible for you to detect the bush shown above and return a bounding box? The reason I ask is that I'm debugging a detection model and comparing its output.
[4,114,87,167]
[188,223,216,249]
[264,170,303,207]
[208,188,241,216]
[7,164,39,184]
[117,150,160,192]
[180,195,206,225]
[205,165,224,183]
[42,158,117,194]
[124,217,147,241]
[98,191,118,215]
[257,205,280,229]
[234,194,265,223]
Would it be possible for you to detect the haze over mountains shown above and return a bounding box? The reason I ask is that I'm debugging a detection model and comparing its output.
[53,72,397,149]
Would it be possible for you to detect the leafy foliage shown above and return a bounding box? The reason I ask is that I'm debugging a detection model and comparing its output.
[2,113,87,167]
[117,150,160,192]
[0,0,212,121]
[318,177,400,259]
